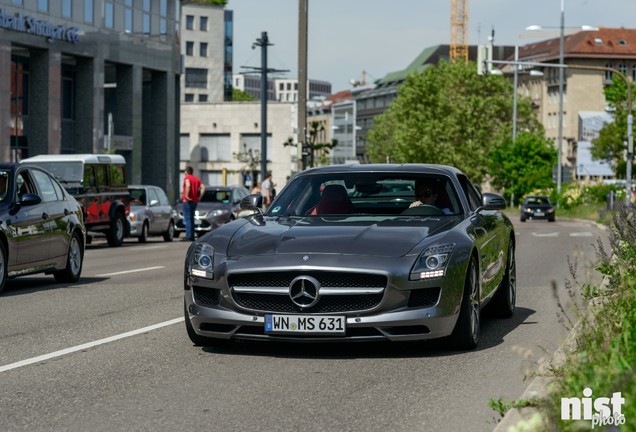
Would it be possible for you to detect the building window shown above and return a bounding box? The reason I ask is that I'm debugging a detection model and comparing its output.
[186,42,194,56]
[38,0,47,12]
[143,0,150,33]
[199,94,208,102]
[84,0,93,23]
[12,0,23,5]
[605,63,613,81]
[105,2,114,28]
[62,0,72,17]
[632,65,636,82]
[125,0,133,32]
[186,15,194,30]
[184,94,194,102]
[199,134,231,162]
[200,43,208,57]
[185,68,208,88]
[180,134,191,161]
[200,16,208,31]
[160,0,167,35]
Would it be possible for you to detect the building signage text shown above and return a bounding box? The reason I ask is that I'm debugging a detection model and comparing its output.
[0,9,80,44]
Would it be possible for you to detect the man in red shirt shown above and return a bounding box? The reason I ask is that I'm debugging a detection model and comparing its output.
[182,166,205,241]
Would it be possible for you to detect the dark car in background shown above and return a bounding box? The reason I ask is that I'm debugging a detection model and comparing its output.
[0,163,86,294]
[520,195,555,222]
[184,164,516,350]
[175,185,249,238]
[128,185,175,242]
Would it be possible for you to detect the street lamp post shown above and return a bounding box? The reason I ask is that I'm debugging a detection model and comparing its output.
[526,0,598,202]
[557,0,565,197]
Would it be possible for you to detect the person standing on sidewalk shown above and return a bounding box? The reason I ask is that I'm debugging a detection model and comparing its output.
[261,171,273,212]
[182,166,205,241]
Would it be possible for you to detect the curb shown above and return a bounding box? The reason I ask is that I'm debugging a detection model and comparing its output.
[493,219,609,432]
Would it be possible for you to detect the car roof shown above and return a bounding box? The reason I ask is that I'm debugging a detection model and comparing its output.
[300,163,463,176]
[20,154,126,164]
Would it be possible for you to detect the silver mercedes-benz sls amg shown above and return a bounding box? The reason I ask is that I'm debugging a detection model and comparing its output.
[184,164,516,350]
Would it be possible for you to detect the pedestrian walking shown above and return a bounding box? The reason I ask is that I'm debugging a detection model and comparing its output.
[261,171,273,212]
[182,166,205,241]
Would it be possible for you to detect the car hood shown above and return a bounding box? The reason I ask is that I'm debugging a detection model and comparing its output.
[225,216,461,258]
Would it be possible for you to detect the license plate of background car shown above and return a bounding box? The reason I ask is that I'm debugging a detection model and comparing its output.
[265,314,346,334]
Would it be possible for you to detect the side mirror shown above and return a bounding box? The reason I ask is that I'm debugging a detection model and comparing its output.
[481,193,506,210]
[240,194,263,212]
[20,193,42,206]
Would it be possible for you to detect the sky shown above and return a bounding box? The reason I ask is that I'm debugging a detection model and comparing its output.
[226,0,636,92]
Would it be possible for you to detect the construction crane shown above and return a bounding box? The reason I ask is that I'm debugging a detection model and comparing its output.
[450,0,469,63]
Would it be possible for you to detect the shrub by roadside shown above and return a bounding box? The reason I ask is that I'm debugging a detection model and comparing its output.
[493,204,634,431]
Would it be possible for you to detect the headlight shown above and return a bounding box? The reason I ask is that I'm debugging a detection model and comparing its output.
[547,208,554,213]
[189,241,214,279]
[411,243,455,280]
[129,214,137,222]
[525,208,533,213]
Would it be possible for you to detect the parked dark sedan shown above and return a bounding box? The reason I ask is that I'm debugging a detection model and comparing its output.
[520,195,555,222]
[0,163,86,294]
[184,164,516,350]
[174,185,249,237]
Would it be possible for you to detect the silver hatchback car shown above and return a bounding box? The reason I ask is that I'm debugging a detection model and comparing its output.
[128,185,175,242]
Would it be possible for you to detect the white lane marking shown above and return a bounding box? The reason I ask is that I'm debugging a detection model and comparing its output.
[0,318,184,374]
[95,266,165,277]
[570,232,593,237]
[531,232,559,237]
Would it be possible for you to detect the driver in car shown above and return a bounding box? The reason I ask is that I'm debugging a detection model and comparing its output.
[410,179,452,214]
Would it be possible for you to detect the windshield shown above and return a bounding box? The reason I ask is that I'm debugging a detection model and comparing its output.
[525,197,550,205]
[201,189,232,203]
[26,161,84,183]
[268,172,462,217]
[130,188,147,206]
[0,170,7,201]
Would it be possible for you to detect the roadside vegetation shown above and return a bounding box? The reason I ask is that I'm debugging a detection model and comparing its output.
[362,60,635,431]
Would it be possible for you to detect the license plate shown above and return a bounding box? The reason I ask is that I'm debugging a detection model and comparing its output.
[265,314,346,334]
[194,219,202,226]
[535,211,544,215]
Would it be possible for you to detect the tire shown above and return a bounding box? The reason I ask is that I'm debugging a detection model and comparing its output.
[0,241,7,294]
[520,215,526,222]
[106,211,126,247]
[174,230,181,239]
[548,217,555,222]
[54,232,83,283]
[163,221,175,242]
[490,239,516,318]
[449,257,480,350]
[184,302,228,347]
[138,222,148,243]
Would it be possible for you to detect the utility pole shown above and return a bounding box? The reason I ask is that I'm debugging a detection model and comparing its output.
[298,0,308,171]
[242,32,288,184]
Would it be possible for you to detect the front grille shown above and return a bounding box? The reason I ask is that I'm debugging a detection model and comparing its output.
[233,292,384,313]
[229,271,387,313]
[193,286,221,306]
[408,287,441,308]
[228,271,386,289]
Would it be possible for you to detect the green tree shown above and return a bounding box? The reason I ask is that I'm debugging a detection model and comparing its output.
[366,61,543,184]
[591,75,635,177]
[283,121,338,168]
[231,87,256,102]
[488,132,557,205]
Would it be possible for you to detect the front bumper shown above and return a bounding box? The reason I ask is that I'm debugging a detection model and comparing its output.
[128,219,143,237]
[184,258,465,343]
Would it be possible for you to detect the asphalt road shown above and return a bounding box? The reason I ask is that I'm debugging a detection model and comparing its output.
[0,218,609,432]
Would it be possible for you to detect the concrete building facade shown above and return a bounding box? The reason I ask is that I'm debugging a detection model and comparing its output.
[180,102,297,191]
[0,0,181,201]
